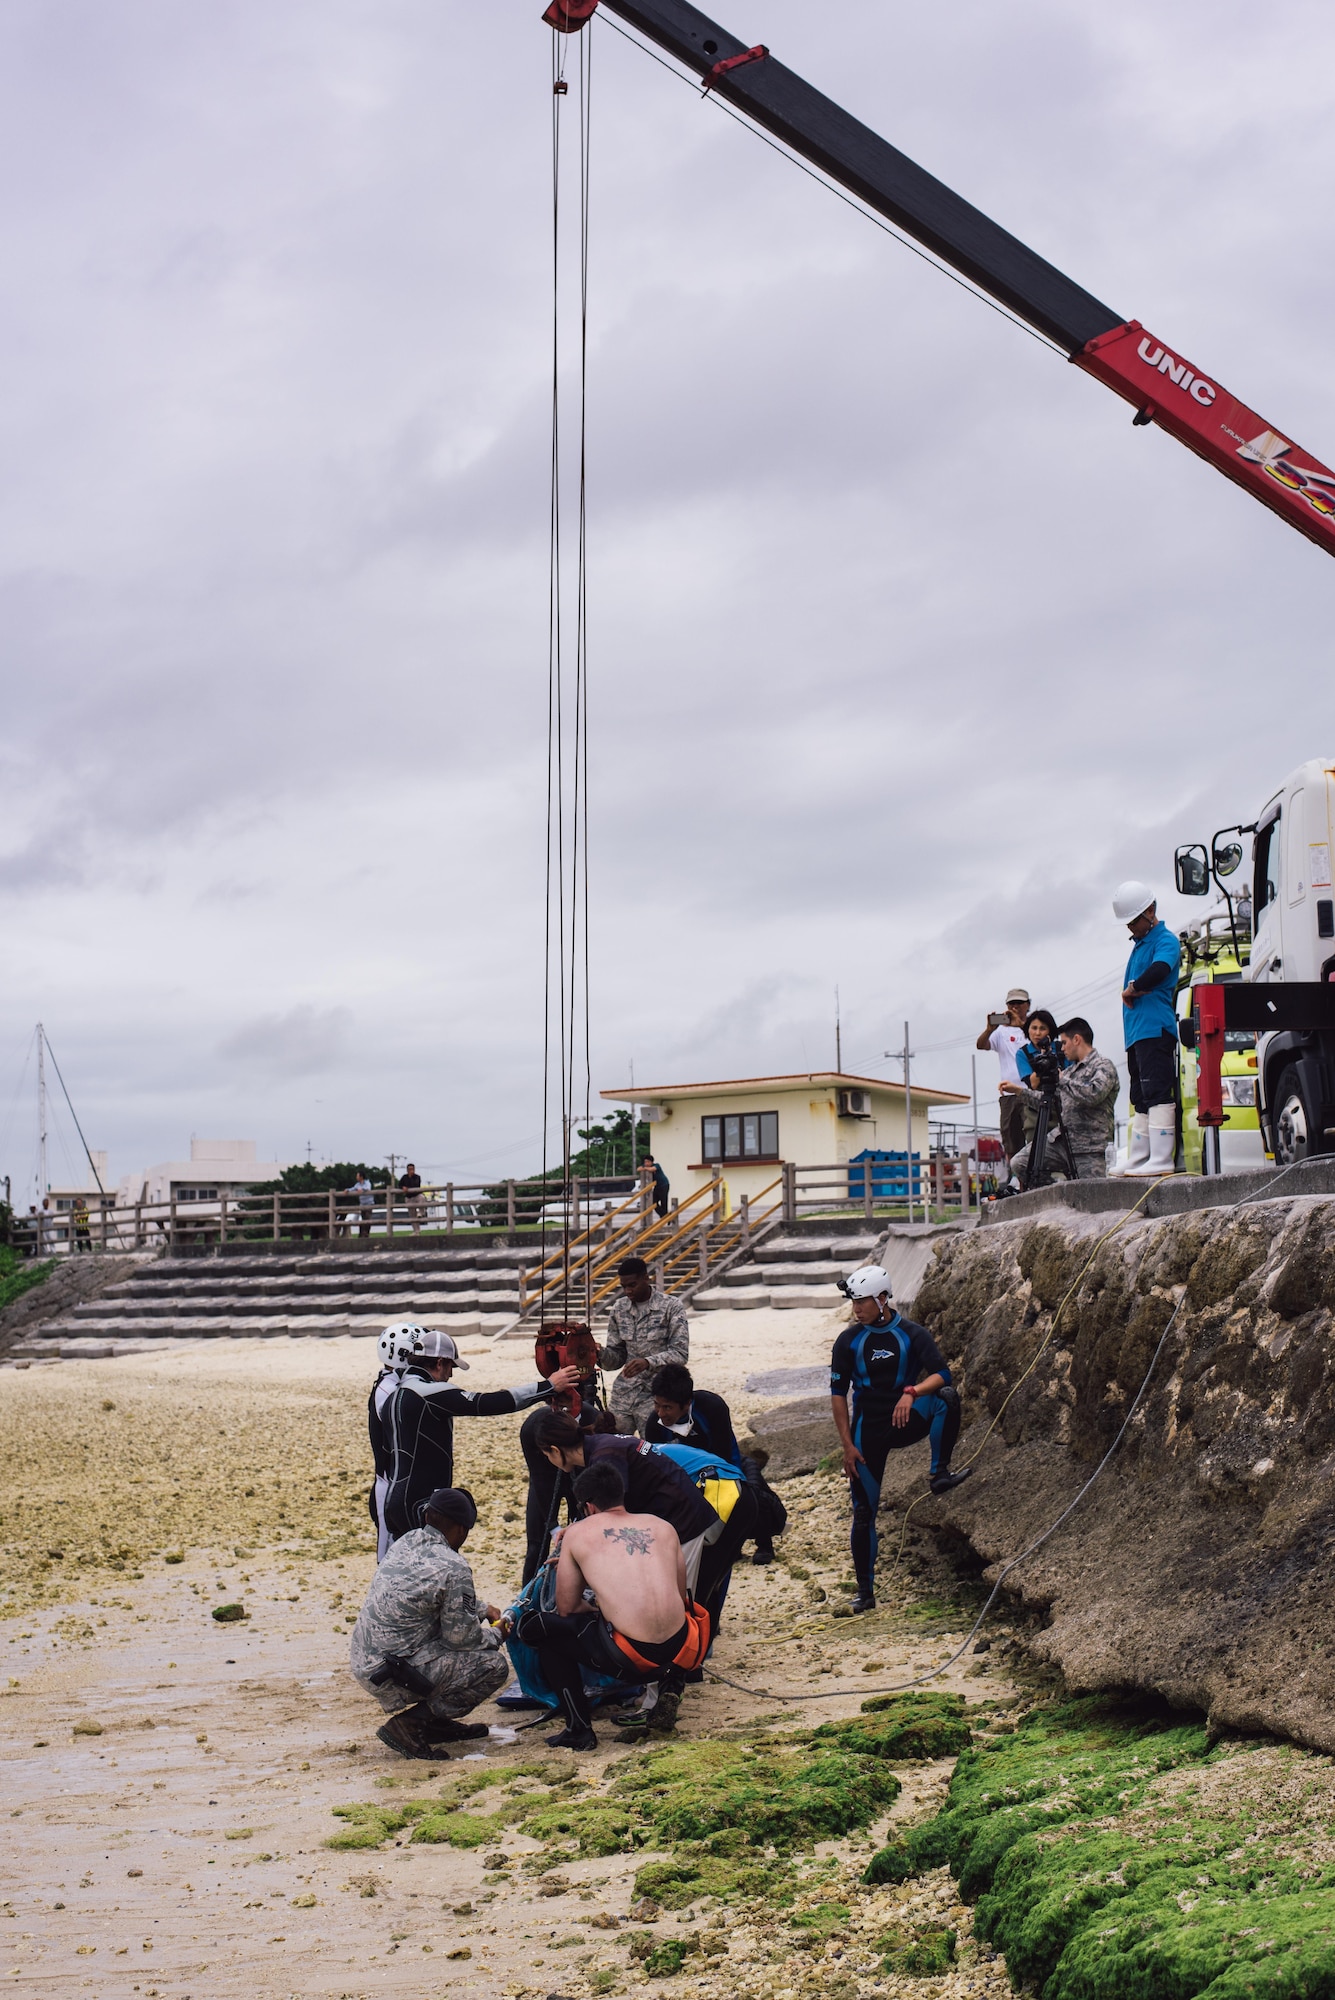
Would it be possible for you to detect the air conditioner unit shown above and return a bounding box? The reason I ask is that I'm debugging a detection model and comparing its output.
[837,1088,871,1118]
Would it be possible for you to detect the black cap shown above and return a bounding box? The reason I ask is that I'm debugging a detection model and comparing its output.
[420,1486,478,1530]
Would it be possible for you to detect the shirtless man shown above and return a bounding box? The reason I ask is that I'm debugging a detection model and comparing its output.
[514,1459,707,1751]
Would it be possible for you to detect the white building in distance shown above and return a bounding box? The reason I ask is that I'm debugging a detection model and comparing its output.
[114,1138,295,1209]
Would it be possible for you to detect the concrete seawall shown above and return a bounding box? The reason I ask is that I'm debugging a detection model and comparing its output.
[888,1190,1335,1751]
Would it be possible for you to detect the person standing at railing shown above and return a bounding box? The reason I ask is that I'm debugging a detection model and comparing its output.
[346,1170,375,1239]
[398,1163,424,1235]
[642,1156,670,1219]
[597,1255,690,1436]
[72,1198,92,1252]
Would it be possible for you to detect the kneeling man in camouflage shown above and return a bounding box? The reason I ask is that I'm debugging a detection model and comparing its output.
[350,1485,507,1759]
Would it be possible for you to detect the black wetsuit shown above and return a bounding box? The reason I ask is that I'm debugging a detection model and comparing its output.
[382,1366,554,1542]
[830,1313,959,1598]
[642,1389,741,1465]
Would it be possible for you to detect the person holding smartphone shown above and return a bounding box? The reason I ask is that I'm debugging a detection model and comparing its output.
[976,987,1030,1165]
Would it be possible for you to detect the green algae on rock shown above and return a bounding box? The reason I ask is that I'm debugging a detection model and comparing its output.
[327,1724,914,1897]
[866,1698,1335,2000]
[813,1690,973,1762]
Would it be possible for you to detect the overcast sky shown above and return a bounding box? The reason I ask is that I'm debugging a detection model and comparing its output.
[3,0,1334,1198]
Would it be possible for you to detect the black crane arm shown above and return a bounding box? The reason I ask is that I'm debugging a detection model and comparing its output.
[544,0,1335,557]
[592,0,1121,353]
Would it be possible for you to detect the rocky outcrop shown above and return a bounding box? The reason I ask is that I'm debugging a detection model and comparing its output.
[740,1395,840,1478]
[892,1195,1335,1752]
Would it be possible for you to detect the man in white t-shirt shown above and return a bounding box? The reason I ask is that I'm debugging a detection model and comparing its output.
[976,987,1030,1165]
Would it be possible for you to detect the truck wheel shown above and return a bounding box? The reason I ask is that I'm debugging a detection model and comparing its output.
[1272,1065,1315,1164]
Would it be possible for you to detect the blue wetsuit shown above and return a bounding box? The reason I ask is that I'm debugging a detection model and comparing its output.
[830,1313,959,1597]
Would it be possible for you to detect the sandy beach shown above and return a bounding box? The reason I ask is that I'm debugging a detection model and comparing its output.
[0,1311,1017,1998]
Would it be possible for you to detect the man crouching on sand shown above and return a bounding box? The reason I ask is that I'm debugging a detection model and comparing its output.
[350,1485,508,1759]
[516,1459,708,1752]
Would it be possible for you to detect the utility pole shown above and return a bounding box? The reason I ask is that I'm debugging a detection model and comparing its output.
[386,1153,400,1180]
[36,1022,47,1200]
[629,1059,636,1181]
[835,987,842,1072]
[971,1053,980,1209]
[902,1020,914,1225]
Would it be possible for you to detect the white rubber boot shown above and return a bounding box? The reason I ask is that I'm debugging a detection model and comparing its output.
[1110,1111,1149,1177]
[1126,1105,1177,1176]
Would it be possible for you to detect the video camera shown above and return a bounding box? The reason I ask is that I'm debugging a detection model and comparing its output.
[1025,1045,1064,1092]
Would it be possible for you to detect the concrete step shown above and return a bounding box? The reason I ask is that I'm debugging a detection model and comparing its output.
[119,1265,524,1294]
[694,1285,771,1310]
[719,1259,850,1287]
[125,1250,525,1277]
[762,1237,880,1263]
[38,1312,518,1340]
[66,1287,520,1319]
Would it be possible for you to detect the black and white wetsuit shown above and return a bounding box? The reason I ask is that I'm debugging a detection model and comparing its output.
[368,1366,403,1563]
[382,1367,555,1544]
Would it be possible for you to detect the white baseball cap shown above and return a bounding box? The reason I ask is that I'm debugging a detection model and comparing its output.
[416,1329,469,1367]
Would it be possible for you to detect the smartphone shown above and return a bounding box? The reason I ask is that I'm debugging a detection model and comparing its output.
[987,1011,1007,1028]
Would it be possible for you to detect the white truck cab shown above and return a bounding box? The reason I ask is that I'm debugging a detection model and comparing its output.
[1176,759,1335,1163]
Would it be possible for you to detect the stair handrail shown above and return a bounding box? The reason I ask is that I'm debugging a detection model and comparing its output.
[522,1175,661,1288]
[584,1170,786,1312]
[523,1175,724,1315]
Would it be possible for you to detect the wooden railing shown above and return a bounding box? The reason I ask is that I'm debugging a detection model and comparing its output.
[781,1154,978,1224]
[7,1172,647,1257]
[8,1151,979,1264]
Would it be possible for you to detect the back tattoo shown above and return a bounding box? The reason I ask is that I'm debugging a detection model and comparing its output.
[602,1525,653,1556]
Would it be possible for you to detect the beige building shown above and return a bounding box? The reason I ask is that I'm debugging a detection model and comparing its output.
[113,1138,295,1210]
[600,1070,969,1209]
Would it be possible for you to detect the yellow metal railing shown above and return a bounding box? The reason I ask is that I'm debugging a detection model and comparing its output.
[522,1168,787,1319]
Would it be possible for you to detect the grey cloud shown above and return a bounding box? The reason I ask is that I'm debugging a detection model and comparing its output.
[217,1005,355,1078]
[1,0,1332,1194]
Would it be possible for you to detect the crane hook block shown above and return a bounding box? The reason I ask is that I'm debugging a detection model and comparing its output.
[543,0,599,30]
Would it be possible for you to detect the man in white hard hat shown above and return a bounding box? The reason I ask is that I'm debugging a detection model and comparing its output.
[830,1266,969,1614]
[1111,882,1183,1176]
[382,1330,581,1545]
[976,988,1032,1166]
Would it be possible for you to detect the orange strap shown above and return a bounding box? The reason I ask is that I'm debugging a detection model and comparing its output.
[610,1601,709,1674]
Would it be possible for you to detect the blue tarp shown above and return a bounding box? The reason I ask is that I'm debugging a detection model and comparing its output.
[847,1148,923,1200]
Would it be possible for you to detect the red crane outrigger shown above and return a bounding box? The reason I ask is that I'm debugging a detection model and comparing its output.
[544,0,1335,558]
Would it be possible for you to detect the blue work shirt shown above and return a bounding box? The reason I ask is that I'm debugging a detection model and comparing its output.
[1122,920,1182,1047]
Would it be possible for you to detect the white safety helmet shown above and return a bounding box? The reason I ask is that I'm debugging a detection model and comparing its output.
[839,1265,893,1302]
[414,1328,469,1368]
[378,1322,427,1370]
[1112,879,1157,923]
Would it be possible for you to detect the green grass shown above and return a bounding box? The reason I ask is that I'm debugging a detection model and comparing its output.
[0,1247,55,1314]
[864,1698,1335,2000]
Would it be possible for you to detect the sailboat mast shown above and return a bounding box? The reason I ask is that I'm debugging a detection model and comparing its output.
[36,1021,47,1199]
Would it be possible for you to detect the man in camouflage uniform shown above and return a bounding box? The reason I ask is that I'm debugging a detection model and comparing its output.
[1010,1016,1119,1183]
[350,1486,507,1757]
[597,1256,690,1434]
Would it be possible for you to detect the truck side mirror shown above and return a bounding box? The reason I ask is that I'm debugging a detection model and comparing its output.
[1212,839,1243,879]
[1174,844,1209,896]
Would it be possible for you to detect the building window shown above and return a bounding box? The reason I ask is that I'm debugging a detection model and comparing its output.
[702,1111,779,1161]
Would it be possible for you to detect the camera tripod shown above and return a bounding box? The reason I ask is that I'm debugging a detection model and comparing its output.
[1023,1070,1079,1191]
